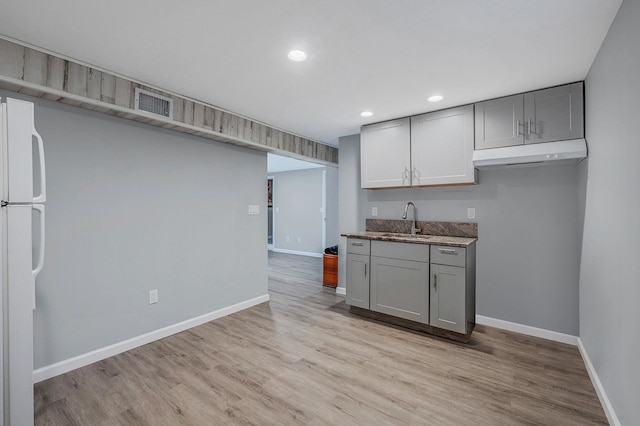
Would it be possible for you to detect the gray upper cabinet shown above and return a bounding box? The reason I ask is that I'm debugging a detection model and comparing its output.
[410,105,476,186]
[360,118,411,189]
[475,82,584,150]
[524,83,584,144]
[361,105,477,189]
[475,95,525,149]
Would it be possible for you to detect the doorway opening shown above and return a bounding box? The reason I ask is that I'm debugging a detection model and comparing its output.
[267,177,274,250]
[266,154,338,275]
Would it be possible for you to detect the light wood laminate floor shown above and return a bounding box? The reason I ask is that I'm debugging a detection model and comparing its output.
[35,252,608,425]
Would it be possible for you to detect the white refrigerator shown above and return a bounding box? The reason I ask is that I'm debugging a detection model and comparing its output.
[0,97,46,426]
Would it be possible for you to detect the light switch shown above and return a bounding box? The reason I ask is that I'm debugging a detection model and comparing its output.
[248,205,260,215]
[467,207,476,219]
[149,289,158,304]
[372,207,378,217]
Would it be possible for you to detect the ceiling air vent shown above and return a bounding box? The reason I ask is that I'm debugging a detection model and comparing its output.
[134,88,173,119]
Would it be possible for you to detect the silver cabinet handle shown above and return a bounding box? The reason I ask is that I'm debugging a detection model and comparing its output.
[433,274,437,291]
[402,166,410,185]
[412,166,419,185]
[438,248,458,255]
[364,263,367,278]
[516,119,523,136]
[352,242,364,247]
[528,117,536,135]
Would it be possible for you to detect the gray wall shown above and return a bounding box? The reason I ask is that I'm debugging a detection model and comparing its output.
[338,134,366,290]
[271,167,325,255]
[582,0,640,422]
[325,165,339,248]
[338,136,582,335]
[2,89,269,369]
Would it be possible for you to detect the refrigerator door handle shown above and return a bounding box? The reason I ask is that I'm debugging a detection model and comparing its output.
[32,204,45,309]
[32,126,47,203]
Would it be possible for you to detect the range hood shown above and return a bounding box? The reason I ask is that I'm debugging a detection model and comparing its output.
[472,139,587,168]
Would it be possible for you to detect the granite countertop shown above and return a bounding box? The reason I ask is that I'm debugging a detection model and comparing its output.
[341,231,476,248]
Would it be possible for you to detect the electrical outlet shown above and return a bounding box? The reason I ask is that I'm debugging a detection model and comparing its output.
[248,205,260,215]
[286,236,290,242]
[149,289,158,304]
[467,207,476,219]
[372,207,378,217]
[297,237,302,243]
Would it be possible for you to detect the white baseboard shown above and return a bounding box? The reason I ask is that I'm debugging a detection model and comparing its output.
[335,287,346,296]
[577,338,620,426]
[33,294,270,383]
[475,315,578,346]
[270,248,323,258]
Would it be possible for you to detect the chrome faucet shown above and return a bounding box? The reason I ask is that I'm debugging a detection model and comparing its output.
[402,202,421,235]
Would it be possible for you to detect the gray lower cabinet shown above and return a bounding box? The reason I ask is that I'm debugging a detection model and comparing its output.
[430,264,466,333]
[345,239,371,309]
[344,237,476,339]
[429,245,476,334]
[346,253,370,309]
[370,241,429,323]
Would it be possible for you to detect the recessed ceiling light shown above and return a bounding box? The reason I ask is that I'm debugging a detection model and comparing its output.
[360,111,373,117]
[288,50,307,61]
[428,95,444,102]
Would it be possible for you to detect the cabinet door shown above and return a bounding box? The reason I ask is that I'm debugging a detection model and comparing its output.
[475,95,524,149]
[430,264,466,333]
[360,118,411,188]
[411,105,475,186]
[524,82,584,144]
[370,256,429,323]
[346,253,370,309]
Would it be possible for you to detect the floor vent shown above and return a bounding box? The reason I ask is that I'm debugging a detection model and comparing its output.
[134,88,173,119]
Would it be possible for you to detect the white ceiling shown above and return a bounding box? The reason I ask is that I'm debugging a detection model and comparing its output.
[0,1,622,147]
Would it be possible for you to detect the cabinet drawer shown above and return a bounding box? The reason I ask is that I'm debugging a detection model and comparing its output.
[430,245,466,267]
[347,239,371,255]
[371,241,429,263]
